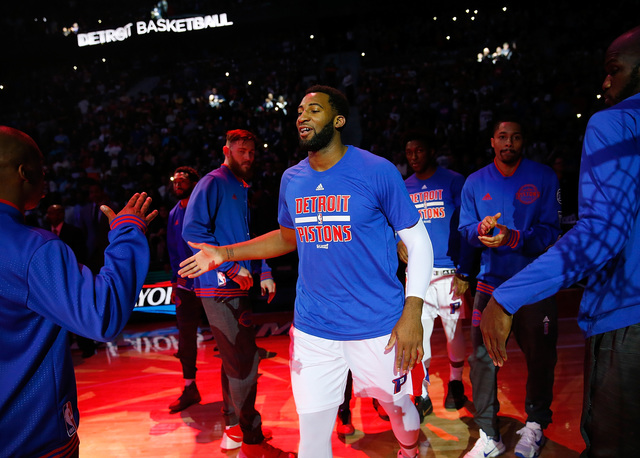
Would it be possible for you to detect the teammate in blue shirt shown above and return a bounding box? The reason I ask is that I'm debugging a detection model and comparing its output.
[166,167,205,410]
[0,126,157,458]
[400,131,473,416]
[179,85,434,458]
[459,118,561,458]
[481,26,640,458]
[181,130,286,458]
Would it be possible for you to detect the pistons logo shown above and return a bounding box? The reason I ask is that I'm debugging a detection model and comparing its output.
[472,309,482,327]
[516,184,540,204]
[238,310,253,327]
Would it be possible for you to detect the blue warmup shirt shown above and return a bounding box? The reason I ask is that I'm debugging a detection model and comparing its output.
[167,200,195,291]
[493,93,640,337]
[278,145,420,340]
[182,164,272,299]
[0,200,150,457]
[459,157,561,295]
[405,167,473,273]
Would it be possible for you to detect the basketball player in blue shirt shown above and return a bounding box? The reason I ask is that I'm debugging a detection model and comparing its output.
[400,131,473,416]
[459,118,561,458]
[179,85,434,458]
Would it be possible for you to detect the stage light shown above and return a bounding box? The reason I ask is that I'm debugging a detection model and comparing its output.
[225,72,230,77]
[361,52,366,57]
[310,34,314,39]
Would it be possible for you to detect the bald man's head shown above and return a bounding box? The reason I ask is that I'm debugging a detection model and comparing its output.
[0,126,45,211]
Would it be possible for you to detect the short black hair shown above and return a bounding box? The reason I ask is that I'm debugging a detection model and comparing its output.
[174,166,200,183]
[305,85,350,121]
[402,130,436,150]
[492,114,526,137]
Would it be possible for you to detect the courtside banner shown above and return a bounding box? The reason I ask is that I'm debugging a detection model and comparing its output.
[134,271,175,314]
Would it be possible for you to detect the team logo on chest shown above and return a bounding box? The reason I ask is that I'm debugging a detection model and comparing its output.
[516,184,540,204]
[294,194,352,245]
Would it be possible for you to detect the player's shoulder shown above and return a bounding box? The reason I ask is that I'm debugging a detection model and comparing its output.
[281,157,310,181]
[437,166,465,181]
[347,146,399,178]
[464,162,492,184]
[522,157,556,177]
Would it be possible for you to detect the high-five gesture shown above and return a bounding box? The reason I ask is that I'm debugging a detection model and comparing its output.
[178,241,225,278]
[101,192,158,225]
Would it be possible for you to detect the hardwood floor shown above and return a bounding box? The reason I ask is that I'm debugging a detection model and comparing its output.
[74,306,585,457]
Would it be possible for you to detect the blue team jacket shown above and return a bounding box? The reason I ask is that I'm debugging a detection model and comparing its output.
[0,201,150,457]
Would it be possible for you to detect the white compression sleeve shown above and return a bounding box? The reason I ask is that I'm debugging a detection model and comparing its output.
[397,221,433,300]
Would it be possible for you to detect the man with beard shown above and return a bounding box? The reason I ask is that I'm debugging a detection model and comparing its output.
[481,26,640,457]
[182,130,287,458]
[179,86,434,458]
[166,167,207,412]
[459,118,561,458]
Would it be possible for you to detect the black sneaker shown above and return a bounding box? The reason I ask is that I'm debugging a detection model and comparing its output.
[414,396,433,423]
[444,380,468,410]
[372,398,390,421]
[169,382,202,413]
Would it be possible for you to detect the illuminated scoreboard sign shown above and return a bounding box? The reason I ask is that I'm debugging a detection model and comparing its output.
[77,13,233,47]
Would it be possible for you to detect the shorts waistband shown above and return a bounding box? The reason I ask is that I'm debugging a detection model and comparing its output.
[432,268,456,277]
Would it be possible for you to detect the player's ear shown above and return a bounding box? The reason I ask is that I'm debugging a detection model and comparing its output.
[334,115,346,129]
[18,163,37,184]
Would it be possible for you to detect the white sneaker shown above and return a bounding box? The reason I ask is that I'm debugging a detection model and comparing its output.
[515,421,546,458]
[220,424,242,451]
[464,429,506,458]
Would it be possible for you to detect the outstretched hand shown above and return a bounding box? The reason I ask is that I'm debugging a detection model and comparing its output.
[178,241,225,278]
[101,192,158,225]
[480,297,513,367]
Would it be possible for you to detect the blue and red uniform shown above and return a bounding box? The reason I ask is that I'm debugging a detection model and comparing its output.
[458,156,561,437]
[278,145,420,341]
[182,164,272,298]
[181,164,272,443]
[0,200,149,457]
